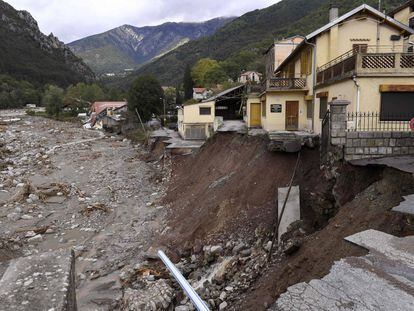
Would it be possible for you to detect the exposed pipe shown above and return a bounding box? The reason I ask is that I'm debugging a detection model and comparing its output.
[353,76,361,130]
[158,250,210,311]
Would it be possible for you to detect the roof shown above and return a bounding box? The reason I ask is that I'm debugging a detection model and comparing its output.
[193,87,207,93]
[90,101,127,115]
[389,0,414,16]
[203,84,245,102]
[276,4,414,73]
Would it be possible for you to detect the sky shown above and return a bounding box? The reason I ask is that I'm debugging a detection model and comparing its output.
[6,0,279,43]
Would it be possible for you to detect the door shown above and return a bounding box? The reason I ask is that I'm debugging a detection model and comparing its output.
[285,101,299,131]
[250,103,261,127]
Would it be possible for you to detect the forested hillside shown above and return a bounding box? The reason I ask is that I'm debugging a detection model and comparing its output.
[0,0,95,87]
[119,0,404,87]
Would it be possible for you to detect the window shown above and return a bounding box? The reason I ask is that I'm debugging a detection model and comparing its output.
[319,97,328,119]
[409,16,414,29]
[199,107,211,115]
[306,100,314,119]
[262,100,266,117]
[380,92,414,121]
[300,49,312,75]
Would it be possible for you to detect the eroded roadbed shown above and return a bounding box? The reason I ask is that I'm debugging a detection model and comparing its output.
[0,115,168,310]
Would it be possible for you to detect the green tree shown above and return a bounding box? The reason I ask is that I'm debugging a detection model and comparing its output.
[127,75,164,121]
[43,85,64,117]
[183,65,194,101]
[64,83,105,112]
[191,58,229,87]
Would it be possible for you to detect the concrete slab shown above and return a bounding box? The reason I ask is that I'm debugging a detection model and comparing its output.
[216,120,247,134]
[392,195,414,216]
[278,186,300,242]
[350,156,414,174]
[270,230,414,311]
[345,229,414,266]
[0,249,76,311]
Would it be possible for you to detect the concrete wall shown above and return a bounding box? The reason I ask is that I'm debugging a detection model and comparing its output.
[261,91,310,132]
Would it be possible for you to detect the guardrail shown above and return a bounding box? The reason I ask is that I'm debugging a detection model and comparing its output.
[347,112,412,132]
[158,250,210,311]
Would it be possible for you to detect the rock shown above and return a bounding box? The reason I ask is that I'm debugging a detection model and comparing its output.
[7,213,21,221]
[21,214,33,220]
[219,291,227,301]
[264,241,273,251]
[283,239,301,255]
[240,249,252,257]
[28,193,39,202]
[232,242,246,254]
[27,234,42,243]
[210,245,223,255]
[175,306,190,311]
[25,231,36,238]
[219,301,228,310]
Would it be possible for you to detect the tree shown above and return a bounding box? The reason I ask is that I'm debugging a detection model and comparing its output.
[192,58,228,87]
[127,75,164,121]
[43,85,64,117]
[64,83,105,112]
[183,65,194,101]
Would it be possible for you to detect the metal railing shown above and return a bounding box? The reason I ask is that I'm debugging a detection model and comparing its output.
[158,250,210,311]
[347,112,412,132]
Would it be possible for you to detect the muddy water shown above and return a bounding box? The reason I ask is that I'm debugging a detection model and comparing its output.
[0,112,168,310]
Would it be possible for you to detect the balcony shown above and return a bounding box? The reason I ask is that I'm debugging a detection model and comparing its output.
[262,77,307,91]
[316,46,414,86]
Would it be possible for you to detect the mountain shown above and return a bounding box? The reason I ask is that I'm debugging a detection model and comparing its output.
[119,0,404,87]
[0,0,95,87]
[68,17,235,75]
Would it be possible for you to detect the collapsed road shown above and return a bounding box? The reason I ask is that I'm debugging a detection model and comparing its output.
[0,111,169,310]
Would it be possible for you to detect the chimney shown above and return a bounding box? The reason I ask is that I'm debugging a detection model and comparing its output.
[329,4,339,22]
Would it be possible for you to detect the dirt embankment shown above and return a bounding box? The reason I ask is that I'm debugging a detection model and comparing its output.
[155,133,414,310]
[158,134,382,255]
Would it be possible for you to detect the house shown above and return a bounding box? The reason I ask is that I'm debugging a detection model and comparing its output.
[192,88,212,101]
[389,0,414,43]
[178,85,245,139]
[89,101,128,129]
[238,71,263,84]
[264,36,304,79]
[247,4,414,134]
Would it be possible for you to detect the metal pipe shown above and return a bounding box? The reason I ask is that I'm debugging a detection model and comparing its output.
[158,250,210,311]
[353,76,361,130]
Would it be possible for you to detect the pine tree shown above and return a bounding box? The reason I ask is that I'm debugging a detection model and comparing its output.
[183,65,194,101]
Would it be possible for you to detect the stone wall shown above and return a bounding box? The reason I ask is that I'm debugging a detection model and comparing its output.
[345,131,414,161]
[324,99,414,162]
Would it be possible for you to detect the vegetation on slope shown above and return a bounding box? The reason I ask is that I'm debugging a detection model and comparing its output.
[119,0,404,87]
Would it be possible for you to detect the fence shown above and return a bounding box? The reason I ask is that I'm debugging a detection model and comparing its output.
[347,112,412,132]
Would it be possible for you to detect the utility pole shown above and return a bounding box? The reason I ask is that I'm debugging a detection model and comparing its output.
[378,0,381,11]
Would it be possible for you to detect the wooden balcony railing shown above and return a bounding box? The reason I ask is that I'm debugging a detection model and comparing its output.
[263,77,307,91]
[317,50,414,86]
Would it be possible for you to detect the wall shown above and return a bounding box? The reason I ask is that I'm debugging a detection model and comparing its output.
[182,101,215,123]
[345,131,414,160]
[314,79,356,134]
[326,100,414,162]
[357,77,414,113]
[261,91,309,132]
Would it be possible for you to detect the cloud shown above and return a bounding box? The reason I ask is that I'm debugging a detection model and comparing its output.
[6,0,279,43]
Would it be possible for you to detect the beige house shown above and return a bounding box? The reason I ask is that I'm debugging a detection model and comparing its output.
[238,71,262,83]
[248,4,414,134]
[178,85,245,139]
